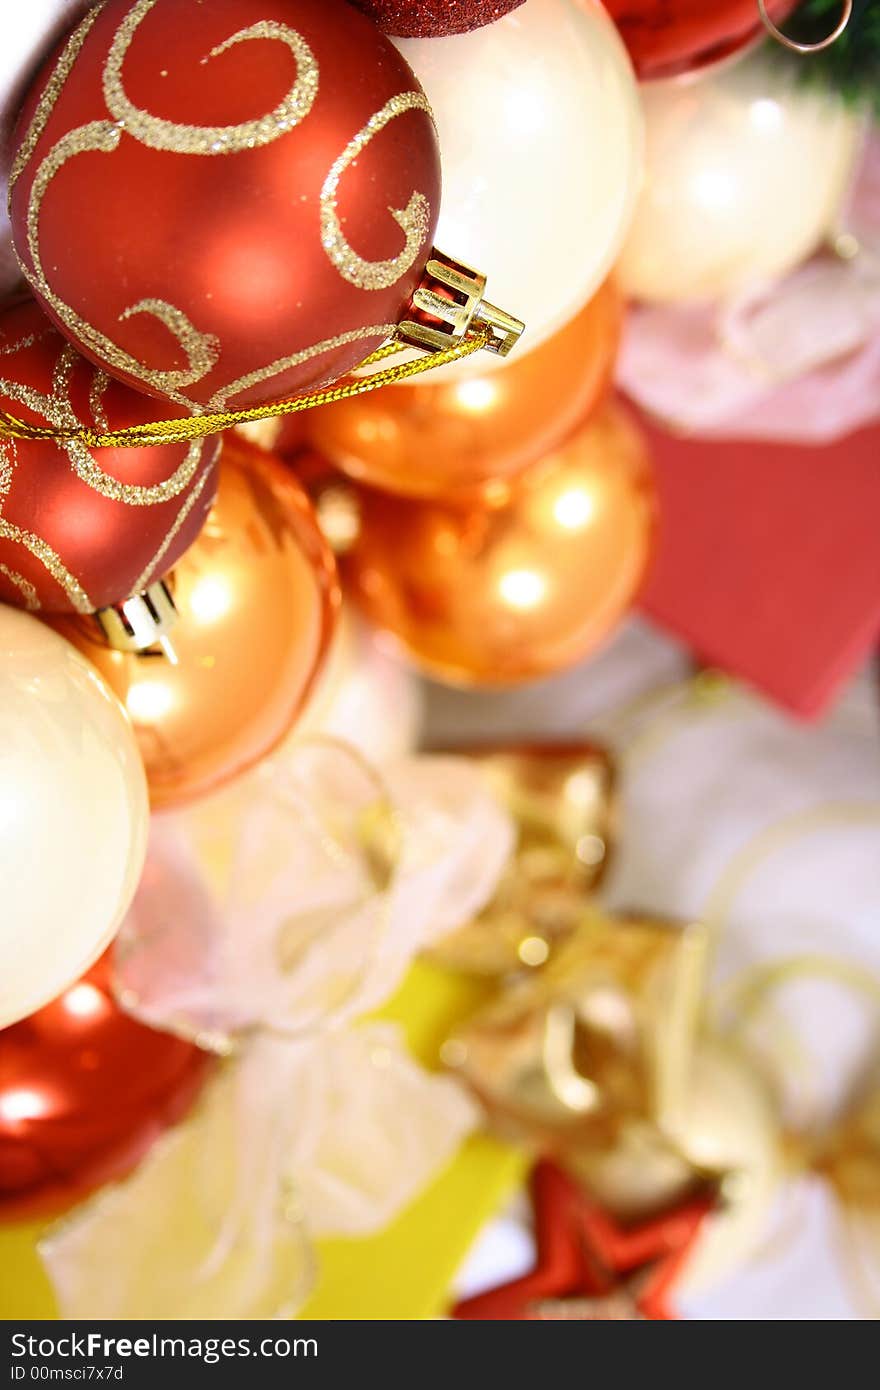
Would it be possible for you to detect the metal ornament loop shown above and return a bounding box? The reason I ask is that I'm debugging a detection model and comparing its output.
[758,0,854,55]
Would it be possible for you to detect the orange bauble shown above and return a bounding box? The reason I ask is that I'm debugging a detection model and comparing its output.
[307,280,622,500]
[54,436,339,807]
[341,402,656,686]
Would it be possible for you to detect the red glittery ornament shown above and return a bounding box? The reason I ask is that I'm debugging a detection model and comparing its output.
[9,0,441,409]
[348,0,526,38]
[604,0,799,81]
[0,951,212,1222]
[0,297,218,615]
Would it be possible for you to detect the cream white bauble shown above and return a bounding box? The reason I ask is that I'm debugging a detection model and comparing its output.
[394,0,643,376]
[0,607,148,1025]
[295,609,423,765]
[618,55,862,304]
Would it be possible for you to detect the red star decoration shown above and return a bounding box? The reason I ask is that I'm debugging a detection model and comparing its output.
[452,1160,713,1321]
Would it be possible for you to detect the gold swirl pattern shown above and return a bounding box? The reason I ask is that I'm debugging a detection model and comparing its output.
[7,3,105,192]
[0,564,39,610]
[0,369,77,433]
[0,329,54,360]
[130,450,216,595]
[0,515,93,613]
[11,0,437,411]
[89,370,111,432]
[102,3,319,155]
[50,343,79,420]
[19,5,323,404]
[117,299,221,396]
[320,92,434,291]
[0,335,207,506]
[208,323,398,409]
[0,438,15,503]
[66,436,206,506]
[0,321,218,611]
[25,121,220,405]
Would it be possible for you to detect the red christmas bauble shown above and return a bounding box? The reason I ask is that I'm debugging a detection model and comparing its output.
[605,0,799,81]
[0,297,218,614]
[9,0,441,409]
[0,951,212,1221]
[348,1,526,38]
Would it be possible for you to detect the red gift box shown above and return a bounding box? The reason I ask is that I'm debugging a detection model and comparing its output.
[637,415,880,718]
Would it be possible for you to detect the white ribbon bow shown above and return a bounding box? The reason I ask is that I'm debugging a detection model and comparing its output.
[42,740,514,1319]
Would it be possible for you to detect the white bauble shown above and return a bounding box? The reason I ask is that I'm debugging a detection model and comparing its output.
[295,609,423,764]
[394,0,643,376]
[618,55,862,304]
[0,607,148,1025]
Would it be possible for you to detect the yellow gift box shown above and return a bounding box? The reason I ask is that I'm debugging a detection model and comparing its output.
[0,961,524,1321]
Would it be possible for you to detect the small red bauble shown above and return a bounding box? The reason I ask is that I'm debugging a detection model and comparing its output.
[605,0,799,81]
[9,0,441,409]
[348,1,526,38]
[0,297,218,614]
[0,952,212,1221]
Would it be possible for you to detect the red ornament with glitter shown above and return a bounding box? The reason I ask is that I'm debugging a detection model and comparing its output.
[0,297,218,615]
[605,0,799,81]
[0,952,212,1222]
[348,1,526,38]
[8,0,441,410]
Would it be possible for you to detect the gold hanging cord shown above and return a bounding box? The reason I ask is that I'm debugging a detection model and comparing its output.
[0,326,491,452]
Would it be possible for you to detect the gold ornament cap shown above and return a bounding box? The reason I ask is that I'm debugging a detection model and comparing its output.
[399,248,525,358]
[95,580,179,658]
